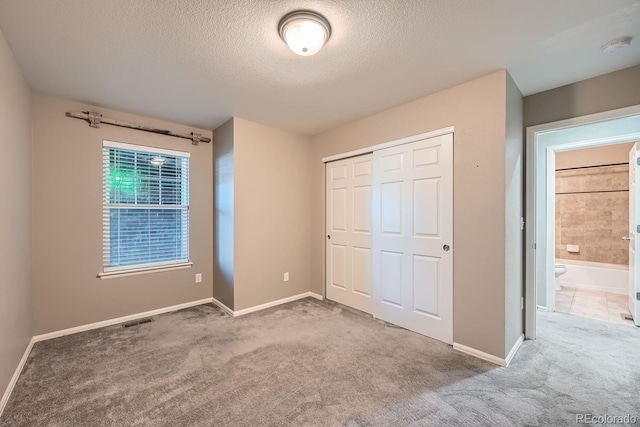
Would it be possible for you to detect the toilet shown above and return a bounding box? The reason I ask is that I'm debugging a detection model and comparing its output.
[554,264,567,291]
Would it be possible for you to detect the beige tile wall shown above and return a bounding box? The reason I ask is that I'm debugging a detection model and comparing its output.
[555,165,629,265]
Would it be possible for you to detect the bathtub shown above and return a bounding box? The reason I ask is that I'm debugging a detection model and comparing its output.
[556,259,628,295]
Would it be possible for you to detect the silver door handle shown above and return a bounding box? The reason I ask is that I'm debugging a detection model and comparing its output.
[622,236,631,241]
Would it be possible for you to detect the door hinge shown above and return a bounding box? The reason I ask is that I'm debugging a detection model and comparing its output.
[533,243,536,250]
[637,225,640,234]
[637,292,640,301]
[637,157,640,166]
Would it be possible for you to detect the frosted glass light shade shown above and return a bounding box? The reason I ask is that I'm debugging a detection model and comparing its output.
[279,11,331,56]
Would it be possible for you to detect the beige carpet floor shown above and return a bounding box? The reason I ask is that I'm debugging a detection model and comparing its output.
[1,298,639,426]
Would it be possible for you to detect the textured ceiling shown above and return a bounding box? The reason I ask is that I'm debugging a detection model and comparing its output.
[0,0,639,136]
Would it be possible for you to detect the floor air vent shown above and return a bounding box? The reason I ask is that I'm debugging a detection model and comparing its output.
[122,317,154,328]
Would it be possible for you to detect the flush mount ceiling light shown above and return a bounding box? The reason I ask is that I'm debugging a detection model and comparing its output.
[601,36,632,54]
[278,10,331,56]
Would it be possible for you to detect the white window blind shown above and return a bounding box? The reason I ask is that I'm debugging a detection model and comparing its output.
[102,141,190,272]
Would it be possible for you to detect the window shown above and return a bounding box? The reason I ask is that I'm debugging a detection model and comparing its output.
[102,141,190,275]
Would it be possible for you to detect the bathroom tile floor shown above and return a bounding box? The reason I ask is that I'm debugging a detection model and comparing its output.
[555,286,636,327]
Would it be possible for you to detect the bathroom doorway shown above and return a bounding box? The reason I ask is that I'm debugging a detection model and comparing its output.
[553,144,635,326]
[525,105,640,339]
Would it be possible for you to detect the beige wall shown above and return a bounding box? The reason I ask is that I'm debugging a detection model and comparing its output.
[212,119,234,309]
[524,65,640,128]
[311,70,515,358]
[0,30,32,401]
[555,164,629,265]
[31,95,213,335]
[233,118,312,310]
[505,73,524,353]
[555,143,634,169]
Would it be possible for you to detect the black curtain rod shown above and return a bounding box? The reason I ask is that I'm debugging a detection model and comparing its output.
[65,111,211,145]
[556,162,627,171]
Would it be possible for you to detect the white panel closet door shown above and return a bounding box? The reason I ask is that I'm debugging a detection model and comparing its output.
[372,133,453,344]
[326,154,373,313]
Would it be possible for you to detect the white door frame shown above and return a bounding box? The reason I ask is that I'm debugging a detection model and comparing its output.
[629,144,639,325]
[525,104,640,339]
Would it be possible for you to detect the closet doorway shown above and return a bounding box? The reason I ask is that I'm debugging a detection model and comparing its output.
[325,132,454,344]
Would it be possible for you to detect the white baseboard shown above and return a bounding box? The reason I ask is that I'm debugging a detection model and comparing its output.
[210,297,234,316]
[453,342,507,367]
[211,292,325,317]
[505,334,525,367]
[32,297,214,342]
[307,292,324,301]
[235,292,324,316]
[0,337,35,418]
[453,334,525,367]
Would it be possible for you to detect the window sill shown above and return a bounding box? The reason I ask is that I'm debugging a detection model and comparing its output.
[98,262,193,279]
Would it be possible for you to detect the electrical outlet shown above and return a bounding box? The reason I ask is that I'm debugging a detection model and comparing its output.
[195,273,202,283]
[284,272,289,282]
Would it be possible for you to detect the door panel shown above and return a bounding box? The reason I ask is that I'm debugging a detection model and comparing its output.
[330,244,347,290]
[381,182,403,234]
[412,255,440,317]
[353,186,371,232]
[353,159,371,177]
[331,164,347,181]
[372,133,453,344]
[330,189,347,232]
[414,146,440,167]
[352,247,371,296]
[413,178,440,237]
[326,154,373,314]
[380,251,403,307]
[382,153,403,172]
